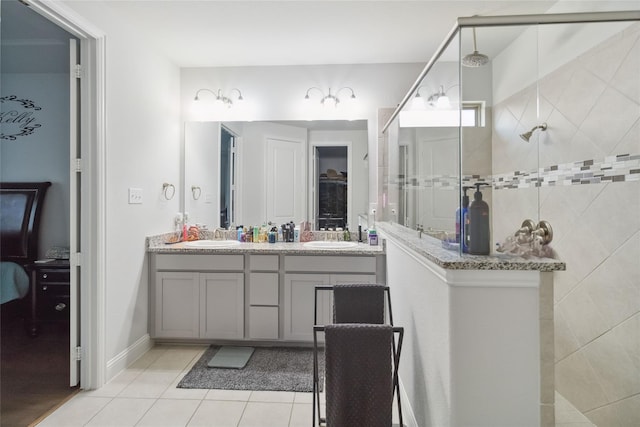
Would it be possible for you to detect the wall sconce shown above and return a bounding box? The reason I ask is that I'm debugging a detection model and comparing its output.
[304,87,356,108]
[412,85,457,110]
[194,88,244,108]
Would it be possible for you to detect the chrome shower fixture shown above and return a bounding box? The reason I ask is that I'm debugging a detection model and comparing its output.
[462,27,489,67]
[519,123,547,142]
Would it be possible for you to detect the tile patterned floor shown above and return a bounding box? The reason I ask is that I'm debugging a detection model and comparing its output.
[36,344,327,427]
[36,344,591,426]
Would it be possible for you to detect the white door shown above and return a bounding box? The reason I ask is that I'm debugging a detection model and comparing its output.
[69,39,80,386]
[265,138,306,224]
[416,130,458,232]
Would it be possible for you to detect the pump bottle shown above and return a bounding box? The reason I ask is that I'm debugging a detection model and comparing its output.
[456,186,472,252]
[468,183,490,255]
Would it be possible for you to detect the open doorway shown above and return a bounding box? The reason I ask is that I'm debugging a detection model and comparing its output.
[1,0,83,423]
[315,146,348,230]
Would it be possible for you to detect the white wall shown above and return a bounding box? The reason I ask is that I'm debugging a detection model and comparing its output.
[1,73,70,258]
[60,0,182,377]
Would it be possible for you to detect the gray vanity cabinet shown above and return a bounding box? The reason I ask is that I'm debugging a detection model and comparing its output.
[283,255,380,342]
[154,271,200,339]
[150,254,244,340]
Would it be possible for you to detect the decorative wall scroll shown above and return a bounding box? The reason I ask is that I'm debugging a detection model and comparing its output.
[0,95,43,141]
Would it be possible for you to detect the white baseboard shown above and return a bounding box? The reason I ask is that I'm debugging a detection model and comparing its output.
[105,334,153,382]
[398,377,419,427]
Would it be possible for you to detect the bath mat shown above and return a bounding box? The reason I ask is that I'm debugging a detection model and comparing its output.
[178,345,324,392]
[207,346,255,369]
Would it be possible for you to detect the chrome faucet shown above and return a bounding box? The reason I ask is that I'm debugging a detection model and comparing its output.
[416,224,424,238]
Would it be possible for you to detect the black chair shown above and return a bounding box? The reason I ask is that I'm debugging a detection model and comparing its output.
[313,283,403,426]
[313,323,404,427]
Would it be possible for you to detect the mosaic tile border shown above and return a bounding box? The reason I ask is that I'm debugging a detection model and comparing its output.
[392,153,639,190]
[493,153,639,189]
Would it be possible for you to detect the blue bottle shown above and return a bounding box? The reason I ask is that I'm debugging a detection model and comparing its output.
[456,187,471,252]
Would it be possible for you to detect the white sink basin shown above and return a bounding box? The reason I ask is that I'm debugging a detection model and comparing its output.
[303,241,358,249]
[184,240,241,248]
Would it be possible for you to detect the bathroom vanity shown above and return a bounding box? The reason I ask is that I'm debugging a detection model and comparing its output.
[147,237,385,343]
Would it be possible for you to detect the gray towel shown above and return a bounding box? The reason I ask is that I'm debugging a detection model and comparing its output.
[333,283,385,324]
[324,323,393,427]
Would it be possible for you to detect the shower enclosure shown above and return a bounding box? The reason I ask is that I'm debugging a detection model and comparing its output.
[382,9,639,426]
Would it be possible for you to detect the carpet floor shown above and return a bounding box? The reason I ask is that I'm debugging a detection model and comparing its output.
[178,345,325,393]
[1,306,77,427]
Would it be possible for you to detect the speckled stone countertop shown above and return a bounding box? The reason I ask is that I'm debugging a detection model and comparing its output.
[146,230,384,255]
[376,222,565,272]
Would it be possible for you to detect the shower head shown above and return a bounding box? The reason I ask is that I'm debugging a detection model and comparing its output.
[462,27,489,68]
[519,123,547,142]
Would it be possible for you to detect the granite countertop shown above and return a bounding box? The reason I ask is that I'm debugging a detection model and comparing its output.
[376,222,565,272]
[146,230,384,255]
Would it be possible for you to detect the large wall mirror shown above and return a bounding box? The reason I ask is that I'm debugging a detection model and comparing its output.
[184,120,369,231]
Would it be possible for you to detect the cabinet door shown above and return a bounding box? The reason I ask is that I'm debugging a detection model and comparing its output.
[155,272,200,338]
[284,274,331,341]
[200,273,244,340]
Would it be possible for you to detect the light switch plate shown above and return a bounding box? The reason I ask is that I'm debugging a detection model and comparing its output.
[128,188,143,204]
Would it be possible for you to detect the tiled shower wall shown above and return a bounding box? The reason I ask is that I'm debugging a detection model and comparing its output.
[492,23,639,425]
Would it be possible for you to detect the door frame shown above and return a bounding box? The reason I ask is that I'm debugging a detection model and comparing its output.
[30,0,107,390]
[308,141,353,230]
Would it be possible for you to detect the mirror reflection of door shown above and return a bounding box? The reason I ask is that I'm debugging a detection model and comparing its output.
[220,126,236,229]
[315,146,348,230]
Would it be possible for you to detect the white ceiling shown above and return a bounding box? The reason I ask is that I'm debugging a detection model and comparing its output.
[4,1,639,70]
[2,0,566,70]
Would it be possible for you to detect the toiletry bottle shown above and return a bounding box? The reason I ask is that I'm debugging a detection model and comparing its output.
[358,225,363,242]
[468,183,490,255]
[237,226,243,242]
[458,187,471,253]
[294,226,300,242]
[343,227,351,242]
[369,228,378,246]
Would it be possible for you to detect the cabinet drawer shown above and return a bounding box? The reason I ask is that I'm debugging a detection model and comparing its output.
[249,255,279,271]
[38,282,69,297]
[155,254,244,271]
[38,269,70,282]
[284,256,376,273]
[37,296,70,320]
[249,306,279,340]
[249,273,279,305]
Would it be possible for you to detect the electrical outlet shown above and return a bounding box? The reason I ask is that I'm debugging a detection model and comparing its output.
[128,188,143,204]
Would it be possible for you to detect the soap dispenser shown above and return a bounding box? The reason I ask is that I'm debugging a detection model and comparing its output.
[456,186,472,251]
[468,183,490,255]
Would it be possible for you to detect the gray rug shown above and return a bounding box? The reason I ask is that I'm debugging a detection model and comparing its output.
[177,346,324,392]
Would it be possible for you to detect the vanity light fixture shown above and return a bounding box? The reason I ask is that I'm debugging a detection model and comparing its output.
[519,122,547,142]
[193,88,244,108]
[304,87,356,108]
[427,85,454,109]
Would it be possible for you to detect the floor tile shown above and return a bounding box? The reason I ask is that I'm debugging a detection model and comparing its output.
[161,375,209,400]
[205,389,252,401]
[238,402,292,427]
[293,392,313,404]
[289,403,312,427]
[187,400,246,426]
[118,370,180,399]
[85,397,155,426]
[84,369,143,398]
[249,390,295,403]
[37,396,112,426]
[135,398,201,427]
